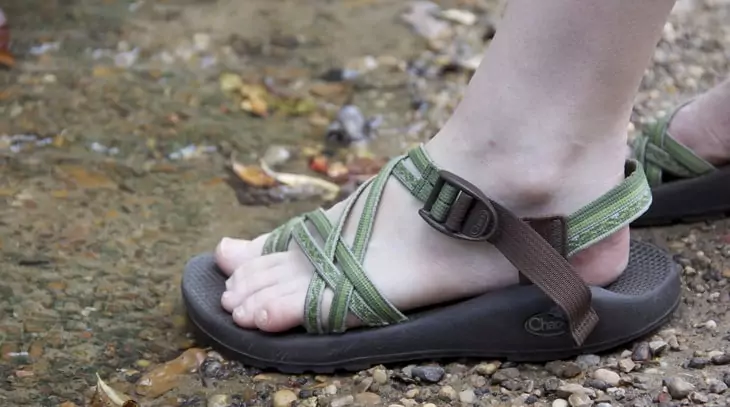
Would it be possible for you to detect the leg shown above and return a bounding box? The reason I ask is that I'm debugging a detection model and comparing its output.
[216,0,677,332]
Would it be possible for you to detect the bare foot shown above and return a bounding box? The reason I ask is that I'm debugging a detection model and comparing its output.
[213,127,631,332]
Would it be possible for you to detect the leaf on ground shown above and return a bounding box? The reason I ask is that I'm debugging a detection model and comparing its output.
[260,160,340,201]
[231,159,277,188]
[90,373,138,407]
[0,50,14,68]
[135,348,207,399]
[219,72,244,92]
[239,83,269,117]
[55,165,117,189]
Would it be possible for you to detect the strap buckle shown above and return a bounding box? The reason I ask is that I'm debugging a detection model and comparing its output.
[418,170,499,242]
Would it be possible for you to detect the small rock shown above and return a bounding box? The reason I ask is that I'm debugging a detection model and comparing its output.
[701,320,717,330]
[557,384,594,399]
[576,355,601,370]
[422,404,437,407]
[207,394,231,407]
[459,389,476,403]
[618,359,636,373]
[688,357,710,369]
[411,366,445,383]
[492,367,521,383]
[354,392,381,406]
[501,379,522,391]
[593,369,620,387]
[439,385,457,401]
[711,353,730,365]
[568,392,593,407]
[404,389,418,398]
[354,377,373,393]
[606,387,625,400]
[325,384,338,395]
[372,368,388,384]
[525,394,539,405]
[688,391,709,404]
[664,376,695,399]
[707,378,728,394]
[667,335,680,351]
[475,361,501,376]
[544,377,561,393]
[585,379,608,391]
[655,391,672,404]
[273,389,298,407]
[330,395,354,407]
[546,361,583,379]
[632,342,651,362]
[724,372,730,386]
[552,399,569,407]
[649,340,668,356]
[595,403,612,407]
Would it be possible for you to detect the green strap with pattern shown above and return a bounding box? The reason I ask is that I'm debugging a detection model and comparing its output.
[260,143,653,334]
[632,102,715,187]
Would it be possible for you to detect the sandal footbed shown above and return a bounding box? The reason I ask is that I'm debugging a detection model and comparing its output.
[181,239,681,373]
[633,165,730,227]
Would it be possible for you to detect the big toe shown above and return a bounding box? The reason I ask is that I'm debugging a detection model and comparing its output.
[215,235,266,274]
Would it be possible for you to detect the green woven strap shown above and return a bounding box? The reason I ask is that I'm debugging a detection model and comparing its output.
[632,103,715,187]
[261,144,653,333]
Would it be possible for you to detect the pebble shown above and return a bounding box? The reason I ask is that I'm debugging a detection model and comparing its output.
[459,389,476,403]
[724,372,730,386]
[585,379,608,391]
[711,353,730,365]
[546,361,583,379]
[330,395,354,407]
[544,378,561,393]
[593,369,620,387]
[438,385,457,401]
[552,400,569,407]
[273,389,298,407]
[325,384,338,395]
[411,366,444,383]
[422,404,437,407]
[649,340,668,356]
[606,387,625,400]
[557,384,595,399]
[632,342,651,362]
[689,391,709,403]
[595,403,612,407]
[702,320,718,330]
[618,359,636,373]
[355,377,373,393]
[688,357,710,369]
[568,392,593,407]
[501,379,522,391]
[492,367,521,383]
[354,392,381,405]
[207,394,231,407]
[708,378,728,394]
[576,354,601,370]
[475,361,501,376]
[372,368,388,384]
[664,376,695,399]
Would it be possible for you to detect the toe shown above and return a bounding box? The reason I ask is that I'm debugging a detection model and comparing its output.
[215,234,269,274]
[221,252,291,312]
[232,281,299,328]
[255,290,306,332]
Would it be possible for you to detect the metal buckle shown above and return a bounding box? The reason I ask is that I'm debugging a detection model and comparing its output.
[418,170,499,241]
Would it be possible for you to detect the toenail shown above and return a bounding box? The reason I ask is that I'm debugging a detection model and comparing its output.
[219,237,234,257]
[233,306,246,319]
[256,309,268,327]
[222,291,232,302]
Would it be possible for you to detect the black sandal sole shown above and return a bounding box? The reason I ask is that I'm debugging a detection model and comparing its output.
[181,240,681,373]
[632,166,730,227]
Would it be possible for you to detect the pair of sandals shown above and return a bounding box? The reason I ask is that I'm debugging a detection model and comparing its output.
[182,104,730,373]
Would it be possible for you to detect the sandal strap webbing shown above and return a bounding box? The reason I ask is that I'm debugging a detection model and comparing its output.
[632,103,715,187]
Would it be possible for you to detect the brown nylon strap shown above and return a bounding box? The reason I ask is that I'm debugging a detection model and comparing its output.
[520,217,568,285]
[486,202,598,345]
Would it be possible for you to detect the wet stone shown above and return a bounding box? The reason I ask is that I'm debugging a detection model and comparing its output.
[501,379,522,391]
[649,340,668,356]
[576,354,601,370]
[330,395,354,407]
[568,392,592,407]
[593,369,620,387]
[585,379,608,391]
[711,353,730,365]
[354,392,381,405]
[544,377,561,393]
[492,367,520,383]
[688,357,710,369]
[438,385,457,401]
[546,361,583,379]
[273,389,298,407]
[664,376,695,399]
[200,357,225,379]
[458,389,476,403]
[475,361,500,376]
[372,368,388,384]
[207,394,231,407]
[689,391,709,404]
[411,366,444,383]
[708,378,728,394]
[632,342,651,362]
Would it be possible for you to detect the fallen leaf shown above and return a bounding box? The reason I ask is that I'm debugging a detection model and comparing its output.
[90,373,138,407]
[239,83,269,117]
[56,165,117,189]
[219,72,244,92]
[135,348,207,398]
[231,159,277,188]
[260,160,340,201]
[0,50,14,68]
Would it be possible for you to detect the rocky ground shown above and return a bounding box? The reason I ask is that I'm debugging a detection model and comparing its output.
[1,0,729,406]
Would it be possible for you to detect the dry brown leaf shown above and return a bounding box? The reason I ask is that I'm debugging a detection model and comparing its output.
[239,83,269,117]
[55,165,117,189]
[231,159,277,188]
[90,374,138,407]
[135,348,206,399]
[260,160,340,201]
[0,50,14,68]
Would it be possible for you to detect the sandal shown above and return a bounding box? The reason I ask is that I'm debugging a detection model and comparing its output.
[632,101,730,227]
[182,145,681,373]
